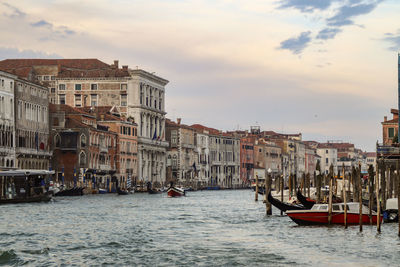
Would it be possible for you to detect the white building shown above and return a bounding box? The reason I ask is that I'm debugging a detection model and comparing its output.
[0,71,16,169]
[316,146,338,175]
[195,131,210,186]
[127,69,169,185]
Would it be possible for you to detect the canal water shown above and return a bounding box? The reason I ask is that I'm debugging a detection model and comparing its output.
[1,190,400,266]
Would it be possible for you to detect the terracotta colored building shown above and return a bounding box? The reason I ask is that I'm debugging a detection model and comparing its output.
[50,104,118,191]
[240,136,255,184]
[78,106,138,189]
[382,109,398,145]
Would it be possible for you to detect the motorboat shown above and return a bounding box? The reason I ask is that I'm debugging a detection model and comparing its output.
[167,186,185,197]
[286,202,381,226]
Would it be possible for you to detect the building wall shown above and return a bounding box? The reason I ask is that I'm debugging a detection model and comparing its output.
[240,137,254,184]
[56,78,128,115]
[128,70,169,185]
[15,78,50,169]
[0,71,16,169]
[316,148,338,175]
[195,132,210,185]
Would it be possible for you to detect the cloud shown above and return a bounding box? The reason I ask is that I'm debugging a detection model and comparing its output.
[2,2,26,18]
[0,47,62,59]
[31,20,53,28]
[316,27,342,40]
[277,0,334,13]
[382,30,400,51]
[326,1,382,27]
[279,31,312,54]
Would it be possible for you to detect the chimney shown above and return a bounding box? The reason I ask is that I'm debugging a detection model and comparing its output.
[122,65,128,70]
[384,116,387,122]
[177,118,181,125]
[114,60,119,68]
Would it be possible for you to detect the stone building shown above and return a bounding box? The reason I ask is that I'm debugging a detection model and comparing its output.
[194,129,210,186]
[381,109,398,145]
[240,136,255,184]
[316,144,338,175]
[192,124,241,188]
[50,104,118,190]
[0,58,169,185]
[79,106,138,189]
[127,69,169,185]
[0,71,16,169]
[15,78,51,169]
[165,118,198,187]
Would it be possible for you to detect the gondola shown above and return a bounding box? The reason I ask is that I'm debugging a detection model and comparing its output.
[267,192,305,212]
[296,190,316,209]
[117,187,129,195]
[146,182,162,194]
[55,187,85,196]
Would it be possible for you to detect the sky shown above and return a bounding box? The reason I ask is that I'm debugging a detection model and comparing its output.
[1,0,399,151]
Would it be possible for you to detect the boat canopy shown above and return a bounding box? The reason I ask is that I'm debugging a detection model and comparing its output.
[386,198,398,210]
[0,170,55,177]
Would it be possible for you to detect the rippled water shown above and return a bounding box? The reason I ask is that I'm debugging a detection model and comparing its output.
[1,190,400,266]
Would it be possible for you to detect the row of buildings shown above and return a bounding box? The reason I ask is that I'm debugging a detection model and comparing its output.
[0,58,377,190]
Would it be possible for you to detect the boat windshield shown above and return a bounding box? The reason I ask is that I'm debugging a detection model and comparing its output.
[333,204,341,211]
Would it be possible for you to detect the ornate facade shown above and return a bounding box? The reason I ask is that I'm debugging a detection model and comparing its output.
[0,71,16,169]
[127,69,169,186]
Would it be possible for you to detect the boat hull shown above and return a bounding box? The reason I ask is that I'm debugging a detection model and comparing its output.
[287,211,381,226]
[167,187,185,197]
[0,194,52,205]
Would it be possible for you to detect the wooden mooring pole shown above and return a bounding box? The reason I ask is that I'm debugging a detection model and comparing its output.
[328,165,333,225]
[255,175,259,202]
[377,161,381,233]
[343,165,347,229]
[280,175,284,216]
[397,160,400,237]
[368,165,374,225]
[266,174,272,215]
[358,166,363,232]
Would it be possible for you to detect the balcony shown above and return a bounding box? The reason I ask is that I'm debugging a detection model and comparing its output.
[138,137,169,148]
[99,164,111,171]
[100,144,108,153]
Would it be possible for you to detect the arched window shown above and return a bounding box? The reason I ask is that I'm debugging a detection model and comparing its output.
[79,151,87,166]
[80,134,87,147]
[54,134,61,147]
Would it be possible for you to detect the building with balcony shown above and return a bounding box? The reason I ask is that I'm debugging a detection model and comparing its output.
[50,104,117,190]
[165,118,198,187]
[15,77,51,169]
[79,106,138,189]
[0,70,16,169]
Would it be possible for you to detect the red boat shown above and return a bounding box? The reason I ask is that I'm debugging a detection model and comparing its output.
[286,202,381,225]
[167,187,185,197]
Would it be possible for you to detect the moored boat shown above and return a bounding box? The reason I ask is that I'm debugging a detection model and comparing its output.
[296,190,316,209]
[383,198,398,223]
[0,170,54,205]
[267,192,305,212]
[286,202,381,226]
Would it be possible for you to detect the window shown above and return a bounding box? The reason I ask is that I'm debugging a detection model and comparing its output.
[59,84,66,90]
[389,128,395,138]
[59,94,66,105]
[120,94,127,106]
[326,150,328,154]
[79,151,86,166]
[51,76,56,80]
[91,94,97,106]
[81,134,87,147]
[75,84,82,90]
[75,95,82,107]
[51,88,55,93]
[43,75,50,81]
[91,84,97,90]
[326,158,328,164]
[121,84,127,90]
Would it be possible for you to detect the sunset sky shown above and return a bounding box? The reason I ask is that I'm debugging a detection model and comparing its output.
[1,0,399,151]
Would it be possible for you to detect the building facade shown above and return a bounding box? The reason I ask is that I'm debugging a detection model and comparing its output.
[0,71,16,169]
[15,78,51,169]
[127,69,169,185]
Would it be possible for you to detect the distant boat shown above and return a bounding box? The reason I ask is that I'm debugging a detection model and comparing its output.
[98,188,107,194]
[146,182,162,194]
[55,187,84,196]
[116,187,130,195]
[286,202,381,226]
[167,187,185,197]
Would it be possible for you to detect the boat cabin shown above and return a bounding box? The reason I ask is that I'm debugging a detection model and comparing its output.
[0,170,54,203]
[311,203,371,214]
